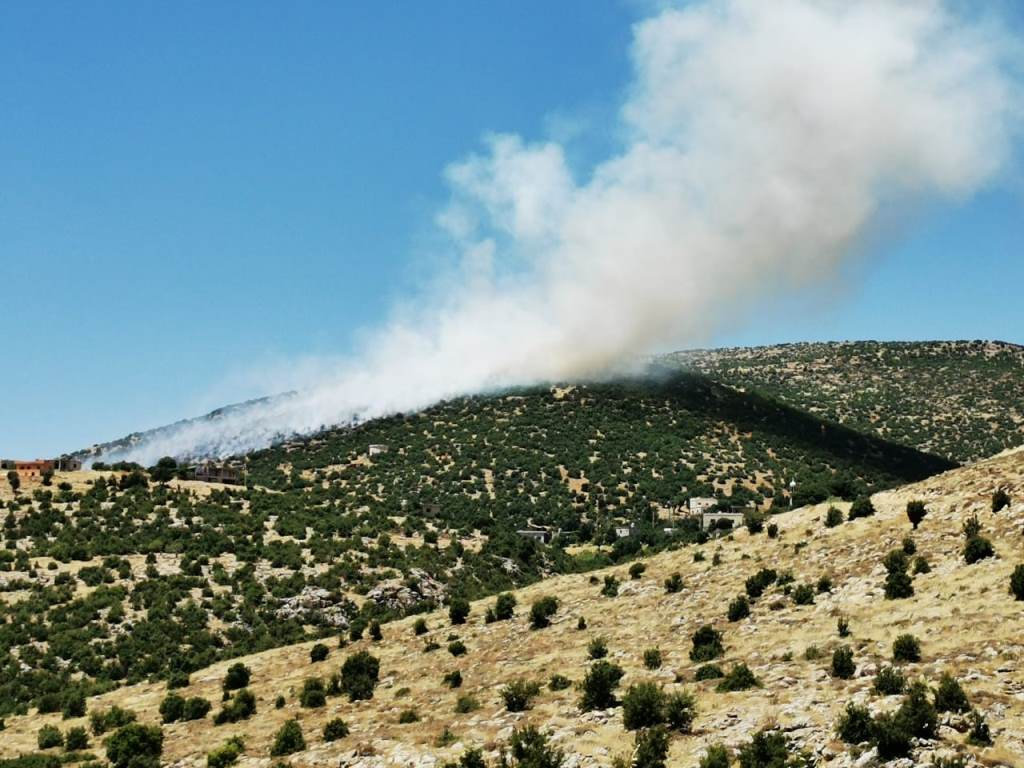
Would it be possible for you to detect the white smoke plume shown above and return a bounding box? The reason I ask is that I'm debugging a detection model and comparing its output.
[98,0,1022,466]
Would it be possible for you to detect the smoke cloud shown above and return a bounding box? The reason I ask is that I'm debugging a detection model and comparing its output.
[100,0,1022,465]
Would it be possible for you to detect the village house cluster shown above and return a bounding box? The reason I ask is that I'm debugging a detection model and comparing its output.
[1,457,82,478]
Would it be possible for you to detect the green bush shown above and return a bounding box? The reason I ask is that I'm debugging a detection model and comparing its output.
[873,666,906,695]
[727,595,750,622]
[690,625,724,662]
[502,725,564,768]
[933,674,970,713]
[89,707,135,736]
[715,664,760,693]
[310,643,329,663]
[398,709,419,724]
[548,674,571,691]
[323,718,349,741]
[698,744,730,768]
[449,597,470,625]
[493,593,516,621]
[183,697,211,721]
[791,584,814,605]
[901,536,916,555]
[622,682,665,730]
[300,678,326,708]
[340,651,380,701]
[835,702,872,744]
[500,680,541,712]
[601,575,620,597]
[529,596,559,629]
[913,556,931,574]
[664,573,683,593]
[896,681,937,739]
[213,689,256,724]
[448,640,468,657]
[744,569,777,599]
[222,662,250,692]
[62,693,86,719]
[665,690,697,733]
[64,726,89,751]
[643,648,662,670]
[883,549,914,600]
[848,497,875,520]
[837,616,850,638]
[830,647,855,680]
[159,694,185,724]
[588,637,608,660]
[992,488,1011,513]
[38,726,63,750]
[632,725,669,768]
[743,510,765,534]
[906,500,927,529]
[443,670,463,689]
[629,562,647,580]
[694,664,724,681]
[964,535,994,564]
[414,617,429,635]
[207,736,244,768]
[967,710,992,746]
[735,730,792,768]
[1011,564,1024,600]
[892,634,921,663]
[269,719,305,757]
[579,660,624,711]
[105,724,163,768]
[871,712,911,760]
[454,695,479,714]
[824,507,843,528]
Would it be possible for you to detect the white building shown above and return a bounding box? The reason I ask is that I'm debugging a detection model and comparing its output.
[688,496,718,516]
[368,444,389,457]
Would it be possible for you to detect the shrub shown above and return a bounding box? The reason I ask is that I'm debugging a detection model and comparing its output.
[743,510,765,534]
[766,523,778,539]
[632,725,669,768]
[38,726,63,750]
[501,680,541,712]
[443,670,463,689]
[1011,564,1024,600]
[694,664,724,681]
[629,562,647,579]
[964,534,994,564]
[962,515,982,539]
[207,736,244,768]
[455,695,479,714]
[735,730,791,768]
[727,595,750,622]
[744,569,777,599]
[622,682,665,729]
[906,500,927,529]
[892,634,921,663]
[824,507,843,528]
[576,616,587,630]
[493,593,516,621]
[848,497,875,520]
[62,693,86,719]
[275,695,286,709]
[967,710,992,746]
[992,489,1011,513]
[664,573,683,593]
[310,643,329,663]
[64,726,89,751]
[690,625,724,662]
[896,681,937,739]
[874,666,906,695]
[579,660,624,711]
[901,536,917,555]
[398,709,419,724]
[643,648,662,670]
[529,596,559,629]
[601,575,620,597]
[503,725,564,768]
[159,693,185,724]
[830,647,855,680]
[449,597,470,625]
[213,689,256,724]
[837,616,850,638]
[448,640,468,657]
[872,712,911,760]
[716,663,760,692]
[442,748,487,768]
[105,724,163,768]
[549,674,572,691]
[934,674,970,713]
[835,702,873,744]
[269,719,305,757]
[698,744,730,768]
[665,690,697,733]
[299,678,326,708]
[222,662,250,692]
[913,556,931,574]
[588,636,609,659]
[369,620,382,641]
[182,697,211,721]
[89,707,135,736]
[791,584,814,605]
[340,651,380,701]
[323,718,349,742]
[413,618,429,636]
[883,549,914,600]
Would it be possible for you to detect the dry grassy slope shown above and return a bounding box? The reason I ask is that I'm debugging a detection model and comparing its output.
[5,451,1024,767]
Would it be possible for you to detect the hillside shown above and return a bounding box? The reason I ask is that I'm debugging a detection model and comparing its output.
[0,372,954,721]
[672,340,1024,463]
[2,447,1021,767]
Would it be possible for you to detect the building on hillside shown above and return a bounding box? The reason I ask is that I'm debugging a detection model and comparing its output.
[701,508,746,531]
[191,463,244,485]
[614,525,638,539]
[516,525,557,544]
[688,496,718,516]
[1,460,54,479]
[54,457,82,472]
[368,444,389,457]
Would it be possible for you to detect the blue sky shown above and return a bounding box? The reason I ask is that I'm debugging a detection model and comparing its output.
[1,2,1022,458]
